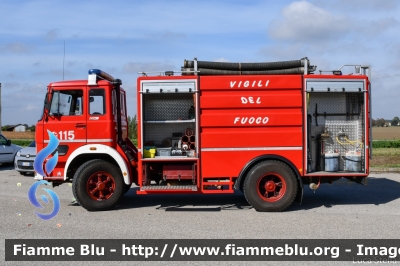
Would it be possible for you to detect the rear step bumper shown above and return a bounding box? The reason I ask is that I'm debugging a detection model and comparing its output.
[140,185,198,191]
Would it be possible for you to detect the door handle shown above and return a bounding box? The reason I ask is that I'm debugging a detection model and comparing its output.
[75,123,86,128]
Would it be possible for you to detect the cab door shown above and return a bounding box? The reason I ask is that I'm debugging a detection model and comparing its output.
[86,87,114,147]
[45,88,87,166]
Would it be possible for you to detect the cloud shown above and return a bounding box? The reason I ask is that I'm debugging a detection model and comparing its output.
[25,104,40,111]
[45,29,58,41]
[5,73,16,78]
[268,1,349,42]
[1,82,46,125]
[0,0,399,123]
[32,69,73,78]
[161,30,186,40]
[123,61,177,74]
[213,58,230,62]
[358,18,399,36]
[66,61,77,68]
[0,42,34,54]
[322,0,398,10]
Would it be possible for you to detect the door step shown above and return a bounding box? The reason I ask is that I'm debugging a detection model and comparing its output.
[140,185,198,191]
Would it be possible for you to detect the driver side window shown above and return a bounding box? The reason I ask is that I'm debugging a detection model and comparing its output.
[89,89,105,115]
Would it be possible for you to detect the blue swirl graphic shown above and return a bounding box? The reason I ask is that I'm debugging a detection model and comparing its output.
[34,130,59,177]
[28,180,60,220]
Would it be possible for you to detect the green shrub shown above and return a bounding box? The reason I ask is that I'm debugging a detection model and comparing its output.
[372,140,400,148]
[11,139,34,147]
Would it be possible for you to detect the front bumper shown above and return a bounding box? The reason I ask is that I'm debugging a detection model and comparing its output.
[14,157,35,173]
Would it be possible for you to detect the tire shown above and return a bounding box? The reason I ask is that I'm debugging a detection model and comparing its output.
[243,160,297,212]
[72,159,124,211]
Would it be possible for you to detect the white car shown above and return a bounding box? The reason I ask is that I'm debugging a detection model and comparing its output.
[14,140,36,175]
[0,133,22,164]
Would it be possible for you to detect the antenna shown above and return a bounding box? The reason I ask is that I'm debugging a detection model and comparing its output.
[63,41,65,80]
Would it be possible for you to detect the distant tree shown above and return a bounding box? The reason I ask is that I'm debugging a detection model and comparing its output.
[28,125,36,132]
[127,115,138,140]
[376,118,386,127]
[372,118,377,127]
[391,116,399,126]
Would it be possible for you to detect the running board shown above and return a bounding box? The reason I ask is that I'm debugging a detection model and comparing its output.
[140,185,198,191]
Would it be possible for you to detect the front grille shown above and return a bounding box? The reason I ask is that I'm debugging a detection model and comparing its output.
[19,165,34,170]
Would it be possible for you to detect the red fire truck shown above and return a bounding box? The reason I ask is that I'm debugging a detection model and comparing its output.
[35,58,371,212]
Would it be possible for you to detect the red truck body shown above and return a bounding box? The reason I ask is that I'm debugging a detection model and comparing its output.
[35,59,371,212]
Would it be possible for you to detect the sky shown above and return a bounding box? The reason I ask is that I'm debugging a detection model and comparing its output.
[1,0,399,127]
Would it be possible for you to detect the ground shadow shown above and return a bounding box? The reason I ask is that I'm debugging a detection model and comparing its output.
[0,163,34,177]
[113,176,400,212]
[0,163,15,171]
[291,177,400,211]
[116,189,251,212]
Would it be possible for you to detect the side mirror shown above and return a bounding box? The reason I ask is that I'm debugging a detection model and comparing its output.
[6,139,11,146]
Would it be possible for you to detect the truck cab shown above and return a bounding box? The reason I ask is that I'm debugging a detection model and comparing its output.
[36,70,137,210]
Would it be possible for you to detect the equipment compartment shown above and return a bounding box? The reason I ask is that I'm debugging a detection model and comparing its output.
[140,82,198,159]
[163,164,196,181]
[142,162,197,186]
[306,89,366,174]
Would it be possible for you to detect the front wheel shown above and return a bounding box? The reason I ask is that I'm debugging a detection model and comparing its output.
[72,159,124,211]
[244,160,297,212]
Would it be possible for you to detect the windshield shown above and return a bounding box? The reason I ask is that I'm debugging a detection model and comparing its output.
[49,90,83,115]
[28,141,35,147]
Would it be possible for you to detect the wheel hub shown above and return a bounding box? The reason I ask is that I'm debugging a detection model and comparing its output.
[256,172,286,202]
[265,180,276,192]
[86,172,116,201]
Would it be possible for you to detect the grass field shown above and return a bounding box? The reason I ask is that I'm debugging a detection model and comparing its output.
[1,131,35,139]
[370,148,400,168]
[371,128,400,168]
[372,126,400,140]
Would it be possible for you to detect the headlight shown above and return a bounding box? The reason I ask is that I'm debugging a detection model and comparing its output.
[17,151,21,157]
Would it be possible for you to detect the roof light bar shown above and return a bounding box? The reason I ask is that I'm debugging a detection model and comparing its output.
[88,69,115,85]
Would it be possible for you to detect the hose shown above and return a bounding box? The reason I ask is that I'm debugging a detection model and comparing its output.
[336,134,363,149]
[196,67,306,75]
[344,136,364,148]
[184,58,309,71]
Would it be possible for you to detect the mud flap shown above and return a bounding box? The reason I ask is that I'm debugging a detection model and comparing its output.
[294,177,303,204]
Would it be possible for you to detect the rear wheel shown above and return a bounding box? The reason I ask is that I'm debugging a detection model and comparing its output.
[72,159,124,211]
[244,160,297,212]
